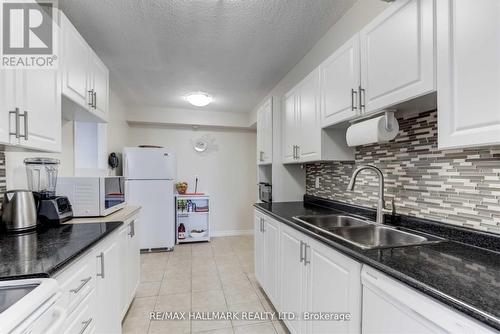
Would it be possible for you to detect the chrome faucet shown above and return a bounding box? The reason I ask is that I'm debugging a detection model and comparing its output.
[347,165,387,224]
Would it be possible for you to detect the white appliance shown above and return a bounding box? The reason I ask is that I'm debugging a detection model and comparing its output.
[123,147,176,250]
[0,278,66,334]
[57,176,126,217]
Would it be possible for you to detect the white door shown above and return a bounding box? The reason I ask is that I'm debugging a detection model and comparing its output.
[0,70,16,145]
[297,69,320,162]
[118,224,129,318]
[254,215,264,284]
[95,236,121,333]
[437,0,500,149]
[61,14,90,108]
[126,180,174,250]
[280,227,305,334]
[283,91,297,164]
[320,34,361,127]
[360,0,435,114]
[262,99,273,164]
[263,218,279,307]
[16,69,61,152]
[128,217,140,297]
[90,53,109,120]
[306,240,362,334]
[124,148,176,179]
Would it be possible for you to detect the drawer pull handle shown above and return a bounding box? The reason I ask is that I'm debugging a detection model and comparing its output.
[79,318,93,334]
[70,276,92,294]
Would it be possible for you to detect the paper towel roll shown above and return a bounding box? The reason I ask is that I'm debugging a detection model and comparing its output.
[346,114,399,147]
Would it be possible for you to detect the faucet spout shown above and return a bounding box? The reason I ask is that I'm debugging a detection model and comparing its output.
[346,165,386,224]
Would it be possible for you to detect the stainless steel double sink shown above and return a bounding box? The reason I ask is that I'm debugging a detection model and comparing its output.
[293,214,442,250]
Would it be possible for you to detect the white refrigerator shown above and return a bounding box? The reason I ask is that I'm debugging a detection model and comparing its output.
[123,147,176,251]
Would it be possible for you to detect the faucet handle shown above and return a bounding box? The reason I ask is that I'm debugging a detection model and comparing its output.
[383,198,396,215]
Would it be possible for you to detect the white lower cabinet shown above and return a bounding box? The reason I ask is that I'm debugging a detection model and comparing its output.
[361,267,495,334]
[55,212,141,333]
[279,223,361,334]
[254,211,280,307]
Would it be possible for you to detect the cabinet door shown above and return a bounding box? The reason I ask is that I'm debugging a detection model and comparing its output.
[256,107,265,164]
[257,99,273,165]
[360,0,435,114]
[306,240,362,334]
[128,218,140,300]
[90,54,109,120]
[297,69,320,162]
[320,34,361,127]
[62,14,90,108]
[437,0,500,149]
[0,70,16,145]
[118,225,129,319]
[282,91,298,164]
[17,69,61,152]
[95,236,121,333]
[254,214,265,285]
[263,218,279,307]
[280,227,305,334]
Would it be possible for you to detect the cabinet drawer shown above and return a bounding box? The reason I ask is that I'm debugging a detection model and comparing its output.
[55,250,95,314]
[63,289,96,334]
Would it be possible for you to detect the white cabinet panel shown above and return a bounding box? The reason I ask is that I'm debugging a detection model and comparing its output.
[297,69,320,162]
[320,35,361,127]
[306,240,361,334]
[360,0,435,114]
[62,14,90,108]
[254,214,265,284]
[89,54,109,119]
[0,70,15,145]
[119,216,141,319]
[257,98,273,165]
[437,0,500,149]
[263,218,279,307]
[280,226,305,334]
[16,69,61,152]
[283,91,298,163]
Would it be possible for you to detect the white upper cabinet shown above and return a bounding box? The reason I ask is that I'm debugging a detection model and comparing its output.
[359,0,435,114]
[282,68,354,164]
[320,34,361,127]
[437,0,500,149]
[61,12,109,123]
[257,98,273,165]
[0,70,14,145]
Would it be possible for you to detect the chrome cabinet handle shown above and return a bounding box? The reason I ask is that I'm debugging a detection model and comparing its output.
[79,318,93,334]
[261,219,265,233]
[19,111,28,140]
[88,90,94,107]
[304,243,311,266]
[259,151,264,162]
[296,146,300,159]
[96,252,105,278]
[9,108,19,138]
[351,88,358,112]
[93,91,97,109]
[359,86,366,112]
[70,276,92,294]
[299,241,305,263]
[129,220,135,237]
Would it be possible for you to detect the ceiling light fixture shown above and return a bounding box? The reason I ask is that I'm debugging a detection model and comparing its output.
[185,92,213,107]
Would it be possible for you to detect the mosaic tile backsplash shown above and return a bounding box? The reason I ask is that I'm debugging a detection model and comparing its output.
[0,151,5,207]
[306,110,500,234]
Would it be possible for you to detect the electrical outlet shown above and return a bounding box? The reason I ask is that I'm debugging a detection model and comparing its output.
[315,177,320,189]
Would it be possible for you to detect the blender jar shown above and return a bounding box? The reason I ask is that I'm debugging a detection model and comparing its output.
[24,158,60,199]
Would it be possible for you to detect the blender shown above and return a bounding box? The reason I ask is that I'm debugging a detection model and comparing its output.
[24,158,73,224]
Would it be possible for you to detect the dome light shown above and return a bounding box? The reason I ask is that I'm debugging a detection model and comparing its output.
[185,92,213,107]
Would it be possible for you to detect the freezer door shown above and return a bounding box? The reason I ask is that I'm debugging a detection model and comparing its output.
[126,180,175,250]
[123,147,176,180]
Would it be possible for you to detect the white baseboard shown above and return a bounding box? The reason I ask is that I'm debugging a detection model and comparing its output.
[211,229,254,237]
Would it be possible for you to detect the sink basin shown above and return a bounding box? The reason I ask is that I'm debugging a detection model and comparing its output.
[293,214,371,229]
[293,214,443,249]
[328,225,441,249]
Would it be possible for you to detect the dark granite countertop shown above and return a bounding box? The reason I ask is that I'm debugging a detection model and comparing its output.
[0,221,122,280]
[254,198,500,330]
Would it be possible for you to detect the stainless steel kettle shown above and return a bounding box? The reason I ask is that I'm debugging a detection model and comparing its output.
[1,190,38,233]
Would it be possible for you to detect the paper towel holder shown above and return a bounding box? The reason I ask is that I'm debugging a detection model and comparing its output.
[349,109,397,131]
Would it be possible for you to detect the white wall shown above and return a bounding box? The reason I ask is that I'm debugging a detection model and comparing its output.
[127,124,257,235]
[253,0,390,202]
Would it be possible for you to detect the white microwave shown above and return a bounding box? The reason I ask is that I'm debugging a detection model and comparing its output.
[57,176,126,217]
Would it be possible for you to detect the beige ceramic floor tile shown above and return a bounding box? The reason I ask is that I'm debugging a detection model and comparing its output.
[192,275,222,292]
[228,300,268,327]
[195,328,234,334]
[273,321,291,334]
[160,277,192,295]
[127,296,157,319]
[233,322,277,334]
[223,287,260,306]
[141,268,165,282]
[192,290,227,310]
[149,319,190,334]
[136,282,161,298]
[122,316,150,334]
[155,292,192,312]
